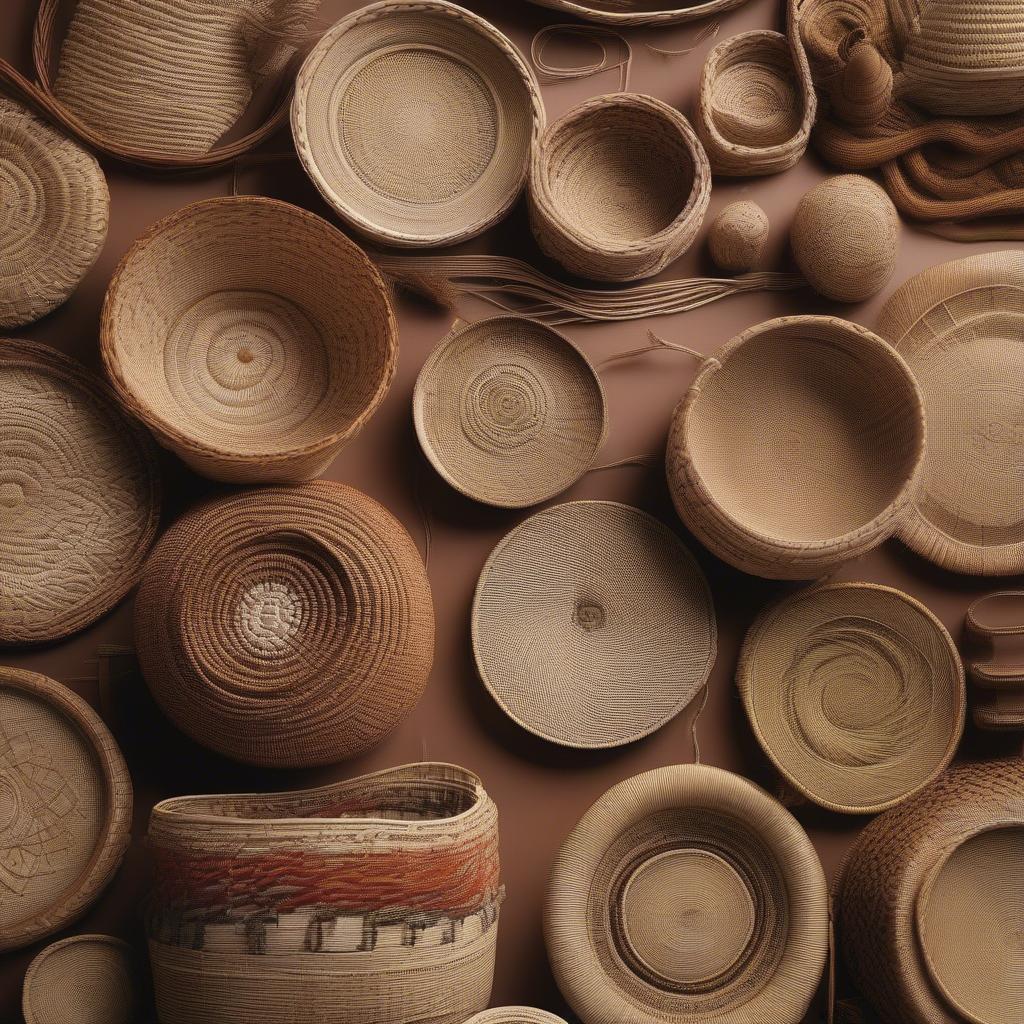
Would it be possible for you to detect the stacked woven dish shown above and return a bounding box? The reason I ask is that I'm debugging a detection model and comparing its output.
[964,593,1024,730]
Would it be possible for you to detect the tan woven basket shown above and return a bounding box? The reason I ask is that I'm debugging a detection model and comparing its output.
[147,763,502,1024]
[529,93,711,282]
[666,315,926,580]
[135,481,434,768]
[837,758,1024,1024]
[101,196,396,484]
[293,1,544,248]
[964,592,1024,731]
[738,582,965,814]
[546,764,829,1024]
[525,0,752,26]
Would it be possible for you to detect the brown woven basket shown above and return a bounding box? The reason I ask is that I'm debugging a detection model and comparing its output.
[964,592,1024,731]
[525,0,752,26]
[101,196,396,484]
[529,93,710,282]
[0,667,132,953]
[147,763,502,1024]
[666,315,926,580]
[837,758,1024,1024]
[134,481,434,768]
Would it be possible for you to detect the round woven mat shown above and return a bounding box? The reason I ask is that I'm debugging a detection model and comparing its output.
[473,501,716,748]
[414,316,607,508]
[0,338,160,647]
[0,667,132,952]
[0,98,108,328]
[738,582,965,814]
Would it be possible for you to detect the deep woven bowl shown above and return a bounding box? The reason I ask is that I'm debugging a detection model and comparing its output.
[292,0,544,248]
[101,196,396,483]
[529,93,711,282]
[525,0,752,26]
[666,315,926,579]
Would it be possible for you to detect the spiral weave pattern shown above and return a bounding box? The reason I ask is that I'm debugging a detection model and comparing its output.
[467,1011,567,1024]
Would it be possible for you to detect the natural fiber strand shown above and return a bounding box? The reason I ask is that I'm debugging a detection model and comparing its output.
[531,25,633,93]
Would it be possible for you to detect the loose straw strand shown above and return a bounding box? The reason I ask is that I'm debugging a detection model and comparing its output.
[531,24,634,92]
[646,19,721,57]
[691,682,710,764]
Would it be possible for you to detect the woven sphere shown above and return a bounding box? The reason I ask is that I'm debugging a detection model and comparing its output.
[707,201,769,273]
[965,592,1024,730]
[529,93,711,282]
[0,98,108,328]
[666,315,925,580]
[101,196,396,484]
[790,174,900,302]
[134,481,434,768]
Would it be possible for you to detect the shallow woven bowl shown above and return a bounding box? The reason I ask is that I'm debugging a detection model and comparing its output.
[101,196,396,483]
[545,764,829,1024]
[525,0,751,26]
[738,582,965,814]
[529,93,711,282]
[292,0,544,248]
[666,315,926,580]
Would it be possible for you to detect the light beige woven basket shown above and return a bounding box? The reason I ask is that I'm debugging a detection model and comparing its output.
[529,93,710,283]
[525,0,752,26]
[964,592,1024,731]
[666,315,926,580]
[466,1011,567,1024]
[101,196,396,484]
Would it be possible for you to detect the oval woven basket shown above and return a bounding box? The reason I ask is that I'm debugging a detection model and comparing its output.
[472,501,717,749]
[525,0,752,26]
[529,93,711,282]
[466,1011,567,1024]
[101,196,396,484]
[837,758,1024,1024]
[134,481,434,768]
[0,338,161,647]
[737,582,965,814]
[666,315,926,580]
[147,763,502,1024]
[545,764,829,1024]
[292,0,544,248]
[0,667,132,953]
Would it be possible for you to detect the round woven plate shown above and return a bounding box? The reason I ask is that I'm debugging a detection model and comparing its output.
[22,934,137,1024]
[0,98,108,328]
[738,582,966,814]
[472,501,716,748]
[414,316,607,508]
[292,0,544,248]
[0,338,161,646]
[876,250,1024,575]
[0,667,132,952]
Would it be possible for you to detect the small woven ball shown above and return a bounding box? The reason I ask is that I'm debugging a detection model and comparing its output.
[790,175,900,302]
[708,201,769,273]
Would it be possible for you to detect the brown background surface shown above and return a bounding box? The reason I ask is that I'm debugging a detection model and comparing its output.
[2,1,1022,1020]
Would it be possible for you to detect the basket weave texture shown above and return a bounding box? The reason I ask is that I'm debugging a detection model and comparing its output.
[466,1010,567,1024]
[525,0,752,26]
[964,592,1024,730]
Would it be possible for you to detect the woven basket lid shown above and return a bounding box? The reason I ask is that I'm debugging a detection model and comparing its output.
[545,764,829,1024]
[738,582,965,814]
[414,316,607,508]
[292,0,544,248]
[22,934,137,1024]
[134,481,434,768]
[0,338,161,647]
[876,250,1024,576]
[525,0,751,26]
[0,99,108,328]
[0,667,132,952]
[466,1011,567,1024]
[472,501,716,748]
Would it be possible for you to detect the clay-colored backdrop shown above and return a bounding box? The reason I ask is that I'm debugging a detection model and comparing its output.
[2,1,1022,1020]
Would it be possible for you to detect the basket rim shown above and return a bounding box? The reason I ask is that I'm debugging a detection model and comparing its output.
[525,0,751,26]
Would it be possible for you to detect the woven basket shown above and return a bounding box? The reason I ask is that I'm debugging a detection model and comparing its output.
[466,1011,567,1024]
[964,592,1024,731]
[525,0,751,26]
[0,338,161,647]
[134,481,434,768]
[472,501,716,748]
[666,315,925,580]
[837,758,1024,1024]
[293,1,544,248]
[0,98,108,328]
[529,93,711,282]
[147,763,502,1024]
[546,764,829,1024]
[695,30,816,177]
[101,196,396,484]
[0,667,132,953]
[738,582,965,814]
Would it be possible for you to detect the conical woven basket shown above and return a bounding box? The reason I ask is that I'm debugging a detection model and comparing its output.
[134,481,434,768]
[101,196,396,484]
[545,764,829,1024]
[147,763,502,1024]
[525,0,752,26]
[467,1011,567,1024]
[837,758,1024,1024]
[292,1,544,248]
[964,592,1024,731]
[666,315,926,580]
[529,93,711,282]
